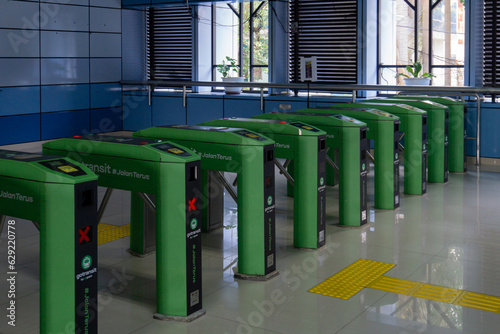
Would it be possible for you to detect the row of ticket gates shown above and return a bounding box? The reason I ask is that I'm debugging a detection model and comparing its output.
[0,96,466,333]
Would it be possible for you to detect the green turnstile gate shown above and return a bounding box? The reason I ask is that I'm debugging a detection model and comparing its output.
[300,108,401,210]
[335,102,428,195]
[200,118,327,249]
[43,135,204,321]
[0,150,98,334]
[134,125,278,280]
[391,95,467,173]
[253,112,369,227]
[365,99,449,183]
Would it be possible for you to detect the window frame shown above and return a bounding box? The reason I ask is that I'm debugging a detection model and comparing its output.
[211,1,269,86]
[377,0,466,86]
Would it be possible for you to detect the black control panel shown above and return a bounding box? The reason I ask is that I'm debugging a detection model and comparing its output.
[153,142,192,157]
[39,159,88,176]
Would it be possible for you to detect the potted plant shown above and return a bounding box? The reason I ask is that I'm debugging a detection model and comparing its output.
[396,60,434,85]
[217,56,245,94]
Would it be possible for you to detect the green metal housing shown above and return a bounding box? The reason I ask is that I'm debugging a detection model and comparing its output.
[200,117,327,248]
[299,107,401,210]
[253,112,369,227]
[390,96,467,173]
[365,99,449,183]
[43,135,204,319]
[335,102,428,195]
[0,150,98,334]
[134,125,278,279]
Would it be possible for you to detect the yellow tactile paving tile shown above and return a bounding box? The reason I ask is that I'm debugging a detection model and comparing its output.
[310,258,500,314]
[97,223,131,245]
[308,259,395,299]
[455,291,500,313]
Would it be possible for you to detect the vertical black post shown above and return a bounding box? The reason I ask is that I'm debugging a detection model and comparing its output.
[149,7,155,80]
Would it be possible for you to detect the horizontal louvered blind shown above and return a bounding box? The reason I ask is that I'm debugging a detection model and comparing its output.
[149,6,193,81]
[289,0,358,84]
[483,0,499,87]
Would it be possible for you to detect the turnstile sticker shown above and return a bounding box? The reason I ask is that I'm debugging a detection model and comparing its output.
[39,159,87,176]
[290,122,320,132]
[153,142,192,157]
[394,123,401,209]
[185,161,203,314]
[422,116,428,193]
[74,181,98,334]
[360,127,369,225]
[234,130,267,141]
[464,107,468,172]
[317,136,327,247]
[263,146,276,274]
[444,110,449,182]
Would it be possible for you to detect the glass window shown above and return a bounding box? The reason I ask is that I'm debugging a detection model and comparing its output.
[378,0,465,86]
[213,2,269,86]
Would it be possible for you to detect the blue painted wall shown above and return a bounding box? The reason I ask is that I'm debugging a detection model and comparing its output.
[0,0,123,146]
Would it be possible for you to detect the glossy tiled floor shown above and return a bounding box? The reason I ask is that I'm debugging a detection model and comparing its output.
[1,139,500,333]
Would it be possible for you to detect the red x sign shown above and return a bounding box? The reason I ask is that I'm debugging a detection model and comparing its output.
[265,176,272,188]
[79,226,91,244]
[188,198,197,212]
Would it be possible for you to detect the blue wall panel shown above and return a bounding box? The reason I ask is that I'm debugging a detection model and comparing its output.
[91,83,122,109]
[41,109,90,140]
[0,59,40,87]
[224,97,262,118]
[0,114,40,145]
[90,7,122,32]
[480,107,500,158]
[41,31,90,58]
[152,96,186,126]
[0,86,40,116]
[90,58,122,83]
[41,4,90,31]
[122,93,151,131]
[264,100,308,113]
[466,107,477,157]
[0,1,39,29]
[41,58,90,85]
[91,107,123,133]
[90,33,121,57]
[0,28,40,58]
[187,96,223,124]
[41,84,90,112]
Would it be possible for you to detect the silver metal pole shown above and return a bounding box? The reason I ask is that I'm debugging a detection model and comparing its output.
[475,94,481,165]
[274,158,295,186]
[97,188,114,224]
[183,86,187,107]
[260,87,264,111]
[326,155,340,172]
[366,150,375,164]
[138,192,156,213]
[215,171,238,203]
[148,85,152,106]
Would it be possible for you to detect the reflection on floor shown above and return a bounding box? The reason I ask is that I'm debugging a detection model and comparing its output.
[1,138,500,334]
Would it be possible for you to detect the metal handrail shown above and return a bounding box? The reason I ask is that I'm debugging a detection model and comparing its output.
[122,80,497,165]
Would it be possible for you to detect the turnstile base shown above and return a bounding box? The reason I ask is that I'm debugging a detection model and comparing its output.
[127,248,156,258]
[234,270,280,281]
[154,309,206,322]
[295,244,328,251]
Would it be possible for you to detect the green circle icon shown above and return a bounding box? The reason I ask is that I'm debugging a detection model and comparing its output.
[267,196,273,206]
[81,255,92,270]
[190,218,198,230]
[320,177,325,186]
[362,163,366,171]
